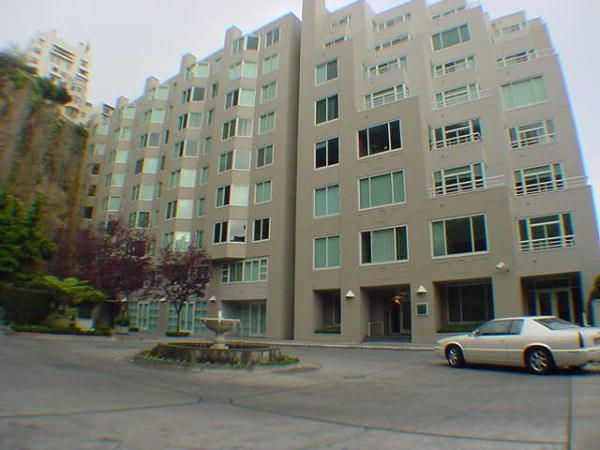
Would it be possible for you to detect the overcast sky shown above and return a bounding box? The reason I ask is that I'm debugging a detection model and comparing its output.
[1,0,599,217]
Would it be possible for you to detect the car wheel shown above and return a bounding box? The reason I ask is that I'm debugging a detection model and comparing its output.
[446,345,464,368]
[525,347,554,375]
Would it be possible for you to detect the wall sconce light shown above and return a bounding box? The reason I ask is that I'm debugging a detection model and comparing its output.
[416,285,428,295]
[495,262,509,273]
[344,290,355,299]
[208,295,217,303]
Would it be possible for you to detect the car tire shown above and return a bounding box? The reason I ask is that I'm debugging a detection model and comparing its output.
[446,345,464,368]
[525,347,554,375]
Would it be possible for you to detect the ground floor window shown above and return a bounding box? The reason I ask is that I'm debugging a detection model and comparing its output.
[315,290,341,334]
[439,280,494,326]
[223,301,266,337]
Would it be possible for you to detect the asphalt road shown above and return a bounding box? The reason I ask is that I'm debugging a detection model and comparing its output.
[0,333,598,450]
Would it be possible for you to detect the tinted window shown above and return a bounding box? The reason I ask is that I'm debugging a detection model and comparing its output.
[508,320,523,335]
[477,320,511,335]
[535,318,578,330]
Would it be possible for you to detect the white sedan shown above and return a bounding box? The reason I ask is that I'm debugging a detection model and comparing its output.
[436,316,600,374]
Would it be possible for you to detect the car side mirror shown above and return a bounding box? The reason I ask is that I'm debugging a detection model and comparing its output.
[472,329,481,337]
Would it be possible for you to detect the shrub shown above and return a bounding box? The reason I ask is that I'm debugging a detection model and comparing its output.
[0,285,54,324]
[11,324,112,336]
[166,331,191,337]
[314,325,341,334]
[129,326,140,332]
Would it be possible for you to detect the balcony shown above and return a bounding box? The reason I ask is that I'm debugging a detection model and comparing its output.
[519,235,575,252]
[357,88,413,112]
[429,175,505,198]
[514,176,586,197]
[433,88,496,111]
[430,131,481,151]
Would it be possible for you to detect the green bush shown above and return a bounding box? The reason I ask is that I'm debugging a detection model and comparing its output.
[0,285,54,324]
[129,326,140,332]
[11,324,112,336]
[314,325,341,334]
[166,331,191,337]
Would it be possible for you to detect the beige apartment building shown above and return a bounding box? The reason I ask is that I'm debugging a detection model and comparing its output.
[25,30,93,123]
[84,0,599,343]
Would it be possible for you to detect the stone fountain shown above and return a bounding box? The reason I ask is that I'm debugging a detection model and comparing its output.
[200,310,240,349]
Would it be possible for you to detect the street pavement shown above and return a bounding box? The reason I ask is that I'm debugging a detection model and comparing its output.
[0,332,598,449]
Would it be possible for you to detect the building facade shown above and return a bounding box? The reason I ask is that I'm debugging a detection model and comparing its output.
[25,30,93,123]
[84,0,599,343]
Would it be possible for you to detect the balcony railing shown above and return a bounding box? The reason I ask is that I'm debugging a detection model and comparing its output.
[357,89,412,112]
[430,132,481,150]
[429,175,505,198]
[510,132,556,149]
[433,88,496,110]
[497,48,555,68]
[515,176,587,197]
[520,235,575,252]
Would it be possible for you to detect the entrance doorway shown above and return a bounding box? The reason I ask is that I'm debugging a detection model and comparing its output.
[389,297,411,335]
[535,289,573,322]
[522,273,583,324]
[365,286,411,340]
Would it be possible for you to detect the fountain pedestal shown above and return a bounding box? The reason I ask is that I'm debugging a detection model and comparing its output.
[200,311,239,349]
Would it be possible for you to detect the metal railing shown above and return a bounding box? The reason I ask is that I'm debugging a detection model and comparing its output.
[430,132,481,150]
[433,88,496,110]
[497,48,555,68]
[515,176,587,197]
[510,132,556,149]
[429,175,505,198]
[357,89,413,112]
[368,321,384,338]
[520,235,575,252]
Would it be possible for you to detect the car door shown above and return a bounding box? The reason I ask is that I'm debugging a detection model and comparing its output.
[466,320,512,364]
[502,319,526,365]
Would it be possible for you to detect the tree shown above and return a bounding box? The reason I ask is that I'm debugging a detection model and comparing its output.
[150,247,211,333]
[51,219,153,301]
[0,192,55,284]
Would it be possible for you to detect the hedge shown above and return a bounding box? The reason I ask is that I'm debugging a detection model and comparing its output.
[0,285,54,325]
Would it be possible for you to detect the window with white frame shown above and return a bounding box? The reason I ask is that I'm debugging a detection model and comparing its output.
[314,184,339,217]
[363,57,407,78]
[195,230,204,248]
[232,35,259,54]
[119,127,131,141]
[501,76,547,110]
[434,163,484,196]
[225,88,255,109]
[197,197,206,216]
[221,118,253,140]
[315,95,338,124]
[263,54,279,74]
[265,27,280,48]
[105,196,121,212]
[93,144,105,155]
[430,119,481,150]
[497,49,537,67]
[143,158,158,174]
[219,149,251,172]
[431,6,466,20]
[518,213,574,252]
[228,61,257,80]
[115,150,129,164]
[213,220,247,243]
[314,236,340,269]
[433,55,474,77]
[177,114,188,130]
[374,33,411,51]
[207,108,214,125]
[139,132,160,148]
[361,226,408,264]
[253,217,270,241]
[165,200,178,219]
[435,83,479,108]
[181,86,205,103]
[172,140,198,159]
[431,215,488,257]
[508,119,555,149]
[173,231,191,251]
[201,137,212,156]
[372,13,411,31]
[358,120,402,157]
[122,105,136,120]
[363,84,407,109]
[315,137,339,169]
[128,211,150,229]
[215,184,249,207]
[432,24,470,51]
[256,144,273,168]
[162,232,174,250]
[188,112,202,128]
[221,258,268,283]
[514,163,563,196]
[154,85,169,100]
[150,109,166,123]
[259,112,275,134]
[254,180,272,204]
[325,36,346,48]
[315,59,338,84]
[199,166,208,185]
[359,170,405,209]
[97,123,109,135]
[261,81,277,103]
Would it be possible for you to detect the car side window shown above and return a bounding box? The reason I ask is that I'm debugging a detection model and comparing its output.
[508,320,523,335]
[478,320,511,335]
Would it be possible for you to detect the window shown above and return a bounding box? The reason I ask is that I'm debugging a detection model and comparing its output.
[138,158,158,174]
[222,258,268,283]
[197,198,206,216]
[216,184,249,207]
[128,211,150,229]
[207,108,214,125]
[172,140,198,158]
[435,83,479,108]
[508,120,555,149]
[93,144,105,156]
[139,132,160,148]
[501,76,547,110]
[263,54,279,74]
[106,196,121,211]
[363,57,407,78]
[519,213,574,252]
[195,230,204,248]
[372,13,411,31]
[154,85,169,100]
[232,35,259,54]
[221,118,253,139]
[265,27,280,48]
[315,95,339,124]
[361,226,408,264]
[130,184,154,201]
[358,120,402,157]
[134,159,143,174]
[253,218,270,241]
[177,114,188,130]
[228,61,258,80]
[432,24,470,51]
[199,166,208,185]
[219,149,251,172]
[359,171,405,209]
[442,281,493,324]
[150,109,166,123]
[325,36,347,48]
[433,55,475,77]
[514,164,563,196]
[314,236,340,269]
[430,119,481,150]
[162,232,174,250]
[213,220,247,243]
[374,34,410,51]
[256,145,273,168]
[115,150,129,164]
[314,184,339,217]
[259,112,275,134]
[211,82,218,98]
[225,88,255,109]
[434,163,484,196]
[315,59,338,85]
[315,137,339,169]
[168,170,180,189]
[254,180,272,204]
[188,112,202,128]
[110,173,125,187]
[119,127,131,141]
[165,200,192,219]
[201,137,212,155]
[261,81,277,103]
[431,215,488,257]
[497,49,536,68]
[97,123,109,135]
[363,84,407,110]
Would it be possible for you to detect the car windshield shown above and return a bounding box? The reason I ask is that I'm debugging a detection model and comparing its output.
[535,318,579,330]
